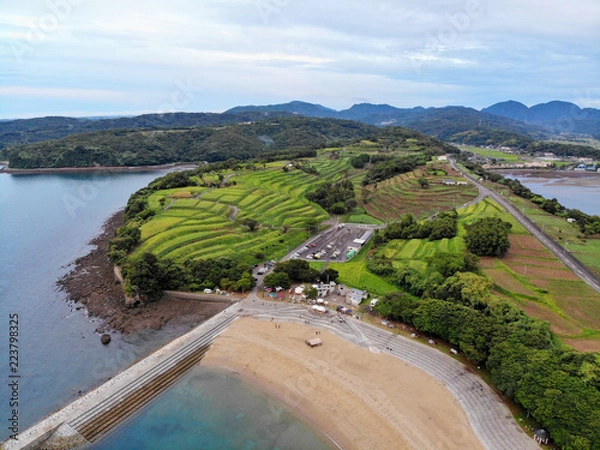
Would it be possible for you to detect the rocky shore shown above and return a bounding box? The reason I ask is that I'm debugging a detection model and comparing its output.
[58,211,230,335]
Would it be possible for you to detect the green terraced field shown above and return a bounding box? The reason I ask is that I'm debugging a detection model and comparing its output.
[461,146,522,162]
[360,162,479,222]
[133,167,329,264]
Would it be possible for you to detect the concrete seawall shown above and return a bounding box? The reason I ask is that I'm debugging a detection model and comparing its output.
[1,304,239,450]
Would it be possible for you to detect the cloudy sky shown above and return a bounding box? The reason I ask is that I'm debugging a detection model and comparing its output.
[1,0,598,118]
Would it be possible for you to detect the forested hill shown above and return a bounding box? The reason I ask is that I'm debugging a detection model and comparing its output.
[0,111,279,150]
[5,117,456,169]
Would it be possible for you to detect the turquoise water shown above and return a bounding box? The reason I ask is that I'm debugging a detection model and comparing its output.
[94,367,330,450]
[0,171,329,448]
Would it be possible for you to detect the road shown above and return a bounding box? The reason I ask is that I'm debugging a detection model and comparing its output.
[450,158,600,294]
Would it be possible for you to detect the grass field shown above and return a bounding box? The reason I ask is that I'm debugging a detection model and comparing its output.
[327,243,398,297]
[359,162,479,222]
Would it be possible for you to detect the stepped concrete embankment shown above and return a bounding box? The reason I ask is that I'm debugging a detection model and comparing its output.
[1,304,239,450]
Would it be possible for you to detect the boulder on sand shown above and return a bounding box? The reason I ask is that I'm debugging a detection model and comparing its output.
[101,334,111,345]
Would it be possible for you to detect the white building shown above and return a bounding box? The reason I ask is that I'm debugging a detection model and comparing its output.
[346,288,368,307]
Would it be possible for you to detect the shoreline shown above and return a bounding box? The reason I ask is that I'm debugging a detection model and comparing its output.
[201,317,485,450]
[1,162,197,175]
[490,168,600,178]
[57,210,230,335]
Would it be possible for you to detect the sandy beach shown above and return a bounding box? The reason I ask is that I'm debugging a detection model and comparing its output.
[202,317,484,450]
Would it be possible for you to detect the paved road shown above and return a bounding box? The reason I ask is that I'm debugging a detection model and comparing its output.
[237,298,539,450]
[450,158,600,294]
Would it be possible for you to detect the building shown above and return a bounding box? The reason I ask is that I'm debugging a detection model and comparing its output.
[346,288,368,307]
[314,282,336,298]
[443,179,457,185]
[353,230,373,247]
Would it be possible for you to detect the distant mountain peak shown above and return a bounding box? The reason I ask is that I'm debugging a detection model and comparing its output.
[483,100,590,130]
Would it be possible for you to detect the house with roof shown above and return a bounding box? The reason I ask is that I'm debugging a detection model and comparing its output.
[346,288,368,307]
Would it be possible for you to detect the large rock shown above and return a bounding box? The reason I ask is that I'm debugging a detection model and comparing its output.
[101,334,111,345]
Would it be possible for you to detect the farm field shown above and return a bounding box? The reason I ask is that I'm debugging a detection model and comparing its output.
[373,198,600,351]
[359,162,479,222]
[133,167,329,264]
[497,189,600,276]
[127,154,600,348]
[461,146,523,162]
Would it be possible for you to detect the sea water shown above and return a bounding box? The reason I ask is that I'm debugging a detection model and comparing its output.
[0,171,328,448]
[94,367,330,450]
[501,171,600,216]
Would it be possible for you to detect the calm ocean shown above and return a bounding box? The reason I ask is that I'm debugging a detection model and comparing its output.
[502,171,600,216]
[0,171,328,449]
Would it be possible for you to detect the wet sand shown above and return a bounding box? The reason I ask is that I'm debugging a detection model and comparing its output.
[202,317,484,450]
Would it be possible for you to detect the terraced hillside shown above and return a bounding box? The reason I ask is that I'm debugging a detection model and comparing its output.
[133,167,329,264]
[359,162,479,222]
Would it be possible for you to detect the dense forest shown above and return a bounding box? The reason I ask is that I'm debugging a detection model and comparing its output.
[5,117,378,168]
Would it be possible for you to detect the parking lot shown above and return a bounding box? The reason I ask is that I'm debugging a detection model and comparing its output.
[288,224,378,262]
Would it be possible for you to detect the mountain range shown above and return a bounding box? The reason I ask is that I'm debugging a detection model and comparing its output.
[1,100,598,153]
[227,100,600,135]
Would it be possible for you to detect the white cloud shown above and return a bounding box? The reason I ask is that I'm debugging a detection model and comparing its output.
[0,0,597,117]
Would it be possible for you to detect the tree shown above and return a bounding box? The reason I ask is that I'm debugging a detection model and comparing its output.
[242,218,260,231]
[374,292,418,324]
[274,259,319,282]
[305,219,319,234]
[124,252,165,301]
[304,284,318,299]
[321,268,339,283]
[465,217,512,257]
[264,272,291,289]
[419,177,429,188]
[434,272,493,310]
[235,273,255,293]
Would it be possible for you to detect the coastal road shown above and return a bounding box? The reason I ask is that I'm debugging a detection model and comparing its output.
[237,298,539,450]
[450,158,600,294]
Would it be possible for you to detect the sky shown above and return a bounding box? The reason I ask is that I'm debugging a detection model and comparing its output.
[1,0,599,119]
